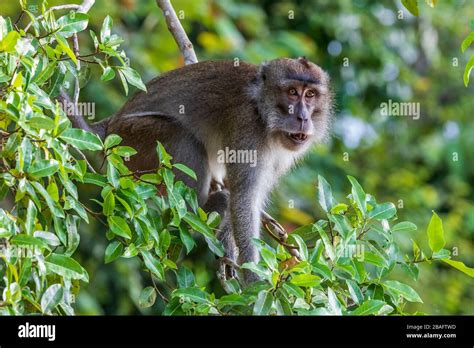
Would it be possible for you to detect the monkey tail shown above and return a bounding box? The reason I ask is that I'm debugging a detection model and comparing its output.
[58,90,109,140]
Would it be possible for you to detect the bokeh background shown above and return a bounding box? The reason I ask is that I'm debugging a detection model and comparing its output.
[2,0,473,314]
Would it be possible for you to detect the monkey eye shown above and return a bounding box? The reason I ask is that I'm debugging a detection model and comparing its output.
[288,88,298,96]
[305,90,316,98]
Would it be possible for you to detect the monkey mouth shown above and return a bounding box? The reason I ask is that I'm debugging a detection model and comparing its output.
[286,132,309,144]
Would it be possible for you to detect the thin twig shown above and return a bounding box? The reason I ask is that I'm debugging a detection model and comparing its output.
[156,0,198,65]
[72,33,81,107]
[150,273,169,303]
[78,0,95,13]
[83,205,107,226]
[74,147,97,173]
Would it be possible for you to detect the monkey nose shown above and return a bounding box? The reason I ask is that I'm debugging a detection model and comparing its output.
[297,114,308,124]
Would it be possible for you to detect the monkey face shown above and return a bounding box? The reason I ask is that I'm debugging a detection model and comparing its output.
[258,58,333,151]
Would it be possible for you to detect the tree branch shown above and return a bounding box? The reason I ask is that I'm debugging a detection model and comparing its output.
[156,0,198,65]
[78,0,95,13]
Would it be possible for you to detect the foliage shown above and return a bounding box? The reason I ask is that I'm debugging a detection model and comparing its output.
[165,176,473,315]
[1,0,473,316]
[0,2,221,315]
[401,0,474,86]
[461,20,474,86]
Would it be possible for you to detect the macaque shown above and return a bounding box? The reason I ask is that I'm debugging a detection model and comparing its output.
[75,58,332,283]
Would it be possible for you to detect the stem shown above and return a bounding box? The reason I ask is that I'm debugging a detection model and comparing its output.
[150,273,169,303]
[156,0,198,65]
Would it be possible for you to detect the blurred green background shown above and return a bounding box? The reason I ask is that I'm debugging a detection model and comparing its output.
[2,0,473,314]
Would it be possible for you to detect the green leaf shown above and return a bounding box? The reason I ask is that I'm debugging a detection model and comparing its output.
[33,231,60,246]
[401,263,419,281]
[173,288,208,303]
[392,221,417,233]
[346,280,364,305]
[0,31,20,53]
[383,280,423,303]
[104,241,123,264]
[83,173,108,186]
[177,266,196,288]
[101,66,115,81]
[179,225,196,254]
[432,248,450,260]
[368,202,396,220]
[173,163,197,180]
[104,134,122,149]
[57,12,89,36]
[347,175,366,214]
[441,259,474,277]
[426,211,445,253]
[402,0,419,16]
[314,223,335,261]
[27,116,56,130]
[11,234,50,250]
[241,262,270,280]
[363,251,386,267]
[204,236,225,257]
[156,141,172,167]
[317,175,334,212]
[218,294,248,308]
[253,290,273,315]
[100,15,113,43]
[28,159,59,178]
[65,215,80,256]
[141,251,164,280]
[18,137,33,172]
[113,146,137,157]
[117,69,128,95]
[183,212,213,238]
[290,274,321,287]
[60,128,102,151]
[290,234,308,261]
[327,287,342,315]
[139,286,157,308]
[122,243,138,258]
[330,203,348,214]
[261,248,278,270]
[103,191,115,216]
[108,216,132,239]
[206,211,221,229]
[45,253,89,282]
[120,67,147,92]
[41,284,63,314]
[31,182,64,218]
[461,32,474,52]
[106,161,120,188]
[35,61,57,85]
[463,55,474,87]
[350,299,385,316]
[25,199,37,235]
[55,34,77,66]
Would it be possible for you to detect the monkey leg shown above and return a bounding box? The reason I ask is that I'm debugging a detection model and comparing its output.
[203,189,239,280]
[108,115,212,205]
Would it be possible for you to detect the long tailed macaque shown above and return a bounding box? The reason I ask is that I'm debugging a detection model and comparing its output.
[76,57,332,283]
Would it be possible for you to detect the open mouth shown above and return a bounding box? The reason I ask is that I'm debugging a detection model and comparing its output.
[286,132,309,144]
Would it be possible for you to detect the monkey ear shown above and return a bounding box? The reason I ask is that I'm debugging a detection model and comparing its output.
[259,62,268,81]
[298,56,310,68]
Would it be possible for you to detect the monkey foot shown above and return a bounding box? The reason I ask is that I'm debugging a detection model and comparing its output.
[217,257,239,284]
